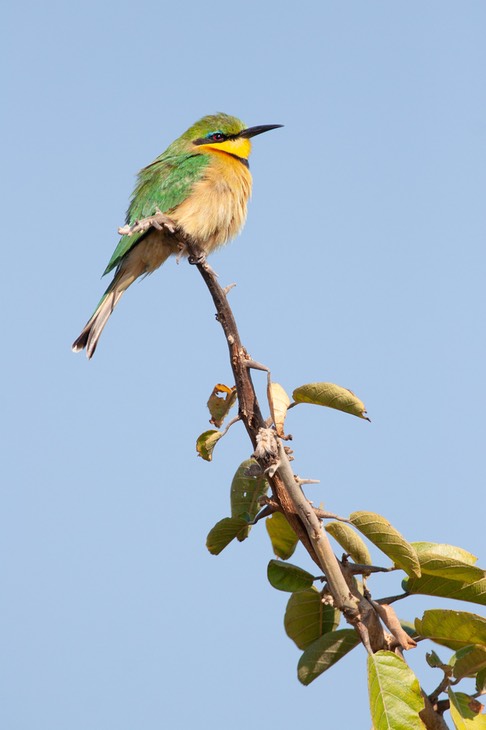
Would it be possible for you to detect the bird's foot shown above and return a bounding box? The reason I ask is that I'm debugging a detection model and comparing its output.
[186,245,219,276]
[188,248,207,266]
[118,209,177,237]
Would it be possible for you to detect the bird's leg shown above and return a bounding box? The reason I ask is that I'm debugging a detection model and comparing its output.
[187,246,219,278]
[187,244,207,266]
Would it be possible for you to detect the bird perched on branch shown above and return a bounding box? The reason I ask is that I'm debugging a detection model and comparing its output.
[72,112,282,358]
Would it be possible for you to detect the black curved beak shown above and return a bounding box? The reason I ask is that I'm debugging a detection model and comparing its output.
[239,124,284,139]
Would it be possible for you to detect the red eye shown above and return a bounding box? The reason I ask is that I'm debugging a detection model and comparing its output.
[209,132,225,142]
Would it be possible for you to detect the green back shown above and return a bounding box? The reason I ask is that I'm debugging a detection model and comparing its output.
[103,151,210,275]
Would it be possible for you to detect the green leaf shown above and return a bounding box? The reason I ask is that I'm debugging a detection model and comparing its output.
[196,429,222,461]
[298,629,360,685]
[426,650,441,668]
[267,560,315,592]
[449,690,486,729]
[266,512,298,559]
[404,572,486,606]
[411,543,484,582]
[412,543,478,566]
[415,610,486,651]
[476,667,486,694]
[426,650,448,670]
[350,511,421,578]
[368,651,425,730]
[206,383,237,427]
[206,517,249,555]
[230,459,268,524]
[325,521,372,565]
[451,646,486,681]
[292,382,370,420]
[400,621,419,641]
[284,587,340,650]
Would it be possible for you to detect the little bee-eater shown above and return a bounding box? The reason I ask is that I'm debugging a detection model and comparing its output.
[72,113,282,358]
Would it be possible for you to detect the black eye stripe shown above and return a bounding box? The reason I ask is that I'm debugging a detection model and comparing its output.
[193,131,240,146]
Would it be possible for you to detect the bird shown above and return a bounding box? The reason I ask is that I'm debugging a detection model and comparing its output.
[72,112,282,358]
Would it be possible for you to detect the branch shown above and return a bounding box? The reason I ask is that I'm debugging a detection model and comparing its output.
[120,211,455,730]
[420,694,450,730]
[184,244,394,643]
[123,215,406,653]
[274,438,359,616]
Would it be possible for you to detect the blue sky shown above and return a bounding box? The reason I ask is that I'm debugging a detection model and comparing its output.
[3,2,485,728]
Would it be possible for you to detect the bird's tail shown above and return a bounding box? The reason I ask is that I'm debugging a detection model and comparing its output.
[72,268,138,359]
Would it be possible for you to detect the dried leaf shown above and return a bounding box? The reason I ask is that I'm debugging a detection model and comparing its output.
[449,689,486,729]
[206,383,237,427]
[267,381,291,437]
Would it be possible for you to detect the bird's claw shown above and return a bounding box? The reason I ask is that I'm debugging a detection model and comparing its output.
[188,250,207,266]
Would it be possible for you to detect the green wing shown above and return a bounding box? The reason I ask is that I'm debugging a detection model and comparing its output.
[103,152,210,276]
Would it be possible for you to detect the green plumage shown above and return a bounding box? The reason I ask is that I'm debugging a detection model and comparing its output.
[103,113,246,275]
[103,153,210,275]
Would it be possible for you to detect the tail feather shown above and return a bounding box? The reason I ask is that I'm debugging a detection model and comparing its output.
[72,288,125,358]
[73,233,173,358]
[72,268,139,358]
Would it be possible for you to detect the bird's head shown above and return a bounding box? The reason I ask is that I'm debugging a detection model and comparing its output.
[181,113,282,163]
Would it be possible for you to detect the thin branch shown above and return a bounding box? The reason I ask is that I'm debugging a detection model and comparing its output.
[187,248,267,442]
[274,438,360,617]
[313,508,350,522]
[428,674,452,705]
[221,415,241,436]
[369,599,417,650]
[420,694,450,730]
